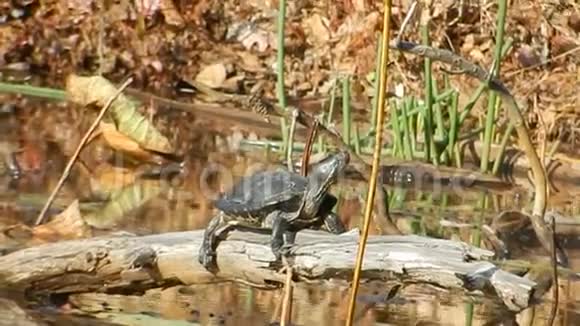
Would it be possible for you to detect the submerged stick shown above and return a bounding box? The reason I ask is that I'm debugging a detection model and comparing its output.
[34,77,134,225]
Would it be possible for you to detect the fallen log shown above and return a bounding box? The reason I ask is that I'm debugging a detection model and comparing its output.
[0,229,537,312]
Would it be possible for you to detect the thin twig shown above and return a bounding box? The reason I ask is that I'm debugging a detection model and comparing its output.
[287,107,299,172]
[505,45,580,78]
[548,213,559,326]
[276,0,289,157]
[345,0,393,325]
[395,0,418,44]
[301,119,319,177]
[280,263,294,326]
[34,77,134,225]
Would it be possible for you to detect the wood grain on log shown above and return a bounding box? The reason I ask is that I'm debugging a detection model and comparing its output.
[0,229,536,312]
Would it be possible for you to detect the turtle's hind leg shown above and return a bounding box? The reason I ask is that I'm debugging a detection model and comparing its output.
[322,212,346,234]
[198,212,234,271]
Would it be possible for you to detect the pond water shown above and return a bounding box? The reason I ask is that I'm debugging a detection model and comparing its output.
[0,104,579,326]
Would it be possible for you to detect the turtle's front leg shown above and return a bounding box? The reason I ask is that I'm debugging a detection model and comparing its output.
[198,212,229,271]
[284,231,297,246]
[263,212,296,254]
[269,212,293,260]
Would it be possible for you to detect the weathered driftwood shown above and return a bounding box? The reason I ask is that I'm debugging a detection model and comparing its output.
[0,229,536,312]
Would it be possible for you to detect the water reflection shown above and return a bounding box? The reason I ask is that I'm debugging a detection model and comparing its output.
[1,125,580,325]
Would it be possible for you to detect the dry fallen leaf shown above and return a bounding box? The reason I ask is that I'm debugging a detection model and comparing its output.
[569,13,580,34]
[195,63,228,89]
[99,122,165,164]
[227,22,273,52]
[83,180,165,229]
[516,45,542,67]
[32,200,92,243]
[135,0,160,17]
[551,35,578,57]
[304,14,330,46]
[221,75,245,92]
[159,0,185,27]
[66,74,174,155]
[90,162,139,195]
[67,0,94,15]
[236,51,264,73]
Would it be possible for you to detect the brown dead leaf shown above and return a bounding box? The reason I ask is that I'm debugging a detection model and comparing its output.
[569,13,580,34]
[2,224,33,243]
[160,0,185,27]
[135,0,159,17]
[82,180,165,229]
[195,63,228,89]
[221,75,245,92]
[67,0,94,15]
[304,14,330,46]
[352,0,368,12]
[551,35,578,57]
[90,162,139,195]
[133,0,186,27]
[516,45,542,67]
[99,122,165,164]
[227,22,273,52]
[236,51,265,73]
[461,34,475,54]
[66,74,174,155]
[32,200,92,243]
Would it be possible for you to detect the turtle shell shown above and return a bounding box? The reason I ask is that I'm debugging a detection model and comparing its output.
[214,169,307,216]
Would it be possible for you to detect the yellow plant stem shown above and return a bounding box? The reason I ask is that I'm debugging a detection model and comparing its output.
[345,1,392,325]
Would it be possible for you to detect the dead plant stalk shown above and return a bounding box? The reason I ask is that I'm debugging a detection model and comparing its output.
[34,77,134,225]
[345,0,393,324]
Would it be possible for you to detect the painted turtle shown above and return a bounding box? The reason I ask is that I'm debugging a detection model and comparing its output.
[198,151,349,271]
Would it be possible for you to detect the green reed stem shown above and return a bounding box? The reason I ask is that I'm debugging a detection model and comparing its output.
[409,97,417,153]
[365,89,454,146]
[0,82,66,100]
[421,25,436,165]
[276,0,289,154]
[492,122,515,175]
[400,98,413,160]
[458,39,513,124]
[431,74,440,98]
[390,99,403,158]
[465,303,475,326]
[327,78,339,125]
[320,80,338,154]
[354,125,361,155]
[435,103,449,164]
[317,111,326,153]
[480,0,508,173]
[434,101,445,141]
[448,91,460,166]
[342,76,352,147]
[431,77,448,163]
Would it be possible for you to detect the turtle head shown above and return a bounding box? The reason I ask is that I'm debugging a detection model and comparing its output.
[303,151,349,216]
